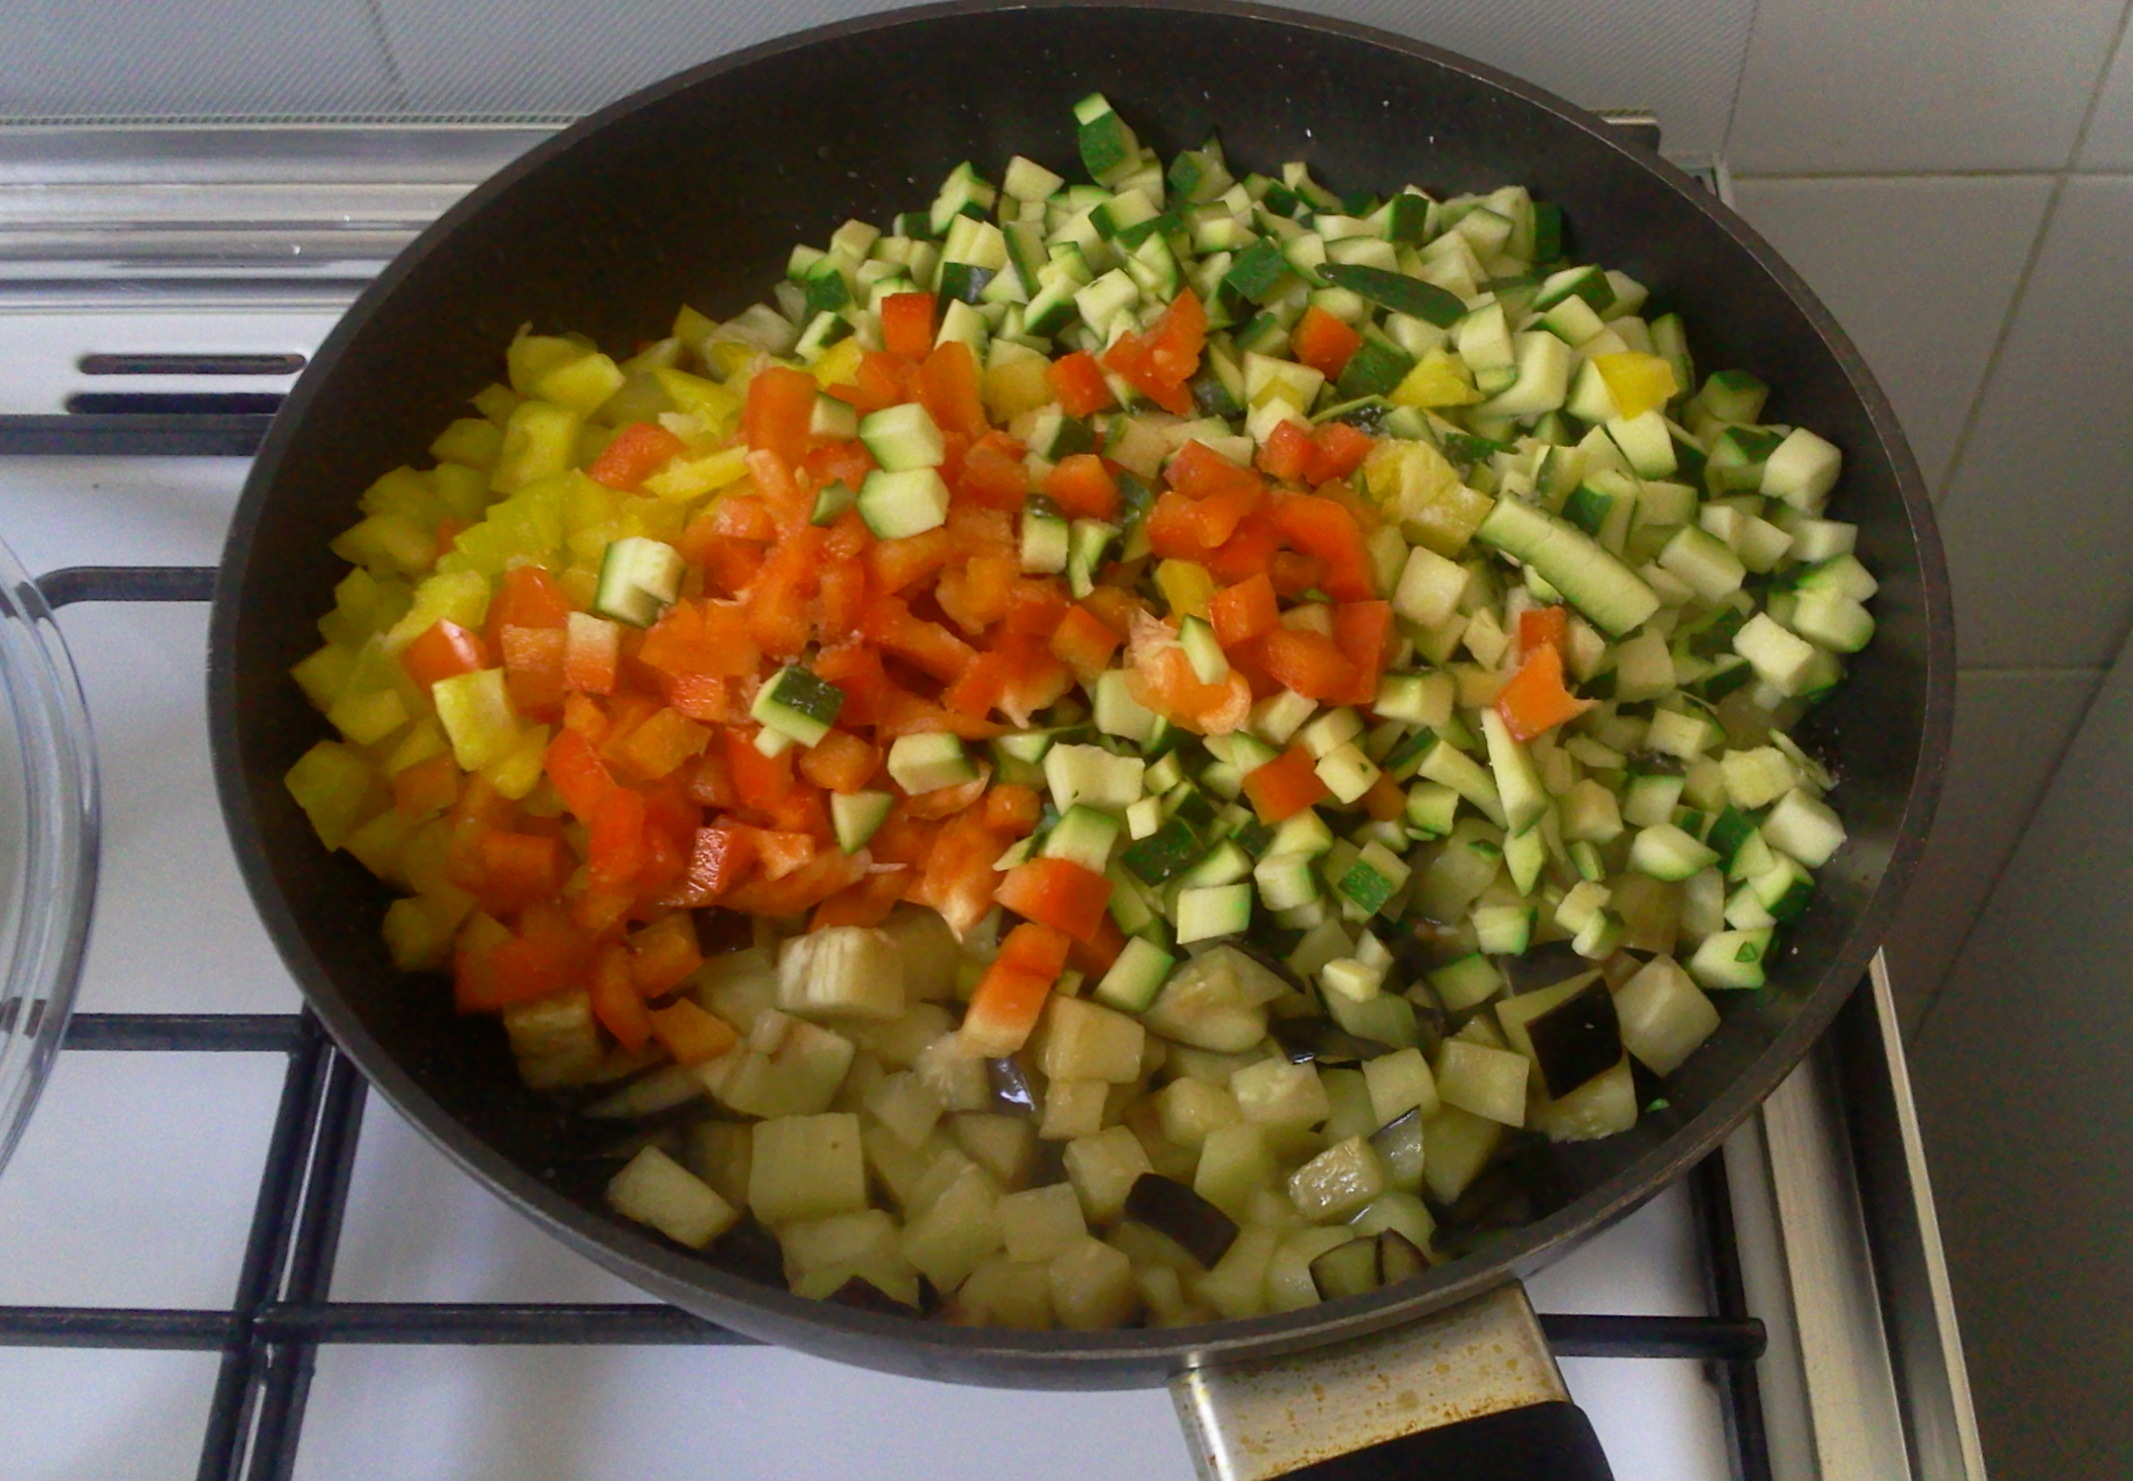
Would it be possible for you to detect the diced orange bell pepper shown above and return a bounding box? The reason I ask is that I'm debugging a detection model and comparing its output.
[918,340,990,439]
[1272,493,1376,600]
[1496,642,1594,742]
[1330,600,1394,707]
[957,431,1032,509]
[563,613,620,695]
[486,564,573,645]
[798,730,880,794]
[628,913,704,998]
[1306,421,1376,485]
[647,997,739,1066]
[880,291,938,360]
[587,786,649,893]
[656,822,758,907]
[401,619,490,694]
[1048,351,1116,417]
[1291,305,1363,381]
[810,865,912,930]
[1242,745,1332,823]
[544,727,617,823]
[392,751,461,821]
[983,783,1041,835]
[499,624,568,717]
[995,855,1113,942]
[586,421,686,491]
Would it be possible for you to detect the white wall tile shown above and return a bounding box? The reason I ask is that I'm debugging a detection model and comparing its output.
[372,0,1755,155]
[1728,0,2126,172]
[1939,176,2133,667]
[0,0,400,121]
[1882,669,2099,1034]
[1730,175,2052,491]
[2078,26,2133,170]
[1910,643,2133,1479]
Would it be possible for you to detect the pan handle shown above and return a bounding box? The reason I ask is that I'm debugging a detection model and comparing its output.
[1171,1283,1612,1481]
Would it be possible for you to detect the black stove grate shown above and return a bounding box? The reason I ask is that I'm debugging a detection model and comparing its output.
[0,414,1772,1481]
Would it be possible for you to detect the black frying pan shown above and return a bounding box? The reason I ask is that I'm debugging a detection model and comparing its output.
[207,3,1953,1475]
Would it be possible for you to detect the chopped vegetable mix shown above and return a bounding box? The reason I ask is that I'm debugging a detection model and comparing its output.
[289,95,1868,1330]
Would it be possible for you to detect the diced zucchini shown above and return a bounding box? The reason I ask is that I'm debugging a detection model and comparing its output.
[858,467,953,538]
[887,733,978,795]
[831,790,894,854]
[750,663,847,747]
[593,536,685,627]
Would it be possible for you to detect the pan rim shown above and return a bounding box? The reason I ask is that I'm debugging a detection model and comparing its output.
[208,0,1954,1386]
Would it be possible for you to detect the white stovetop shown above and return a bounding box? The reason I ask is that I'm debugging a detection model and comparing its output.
[0,301,1734,1481]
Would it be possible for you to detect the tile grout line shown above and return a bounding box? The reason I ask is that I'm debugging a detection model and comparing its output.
[1932,0,2133,512]
[1716,0,1766,166]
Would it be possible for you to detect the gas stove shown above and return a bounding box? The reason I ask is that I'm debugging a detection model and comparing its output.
[0,125,1981,1481]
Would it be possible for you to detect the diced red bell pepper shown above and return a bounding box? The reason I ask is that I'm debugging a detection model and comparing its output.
[957,431,1032,509]
[918,340,990,439]
[1067,913,1127,978]
[1048,351,1116,417]
[742,364,819,466]
[656,822,758,908]
[1291,305,1363,381]
[401,619,490,694]
[1208,573,1281,648]
[478,829,565,912]
[481,905,591,1011]
[1258,627,1360,701]
[586,421,686,491]
[544,727,617,823]
[1496,642,1594,742]
[941,651,1011,720]
[1145,287,1208,388]
[628,913,704,998]
[590,944,653,1051]
[1518,605,1570,661]
[392,751,461,821]
[880,291,938,360]
[1047,602,1124,683]
[587,786,650,893]
[797,730,880,794]
[810,866,912,930]
[1256,418,1315,484]
[498,624,568,717]
[486,565,574,643]
[1305,421,1376,485]
[995,855,1113,942]
[1331,600,1395,707]
[1272,492,1377,600]
[907,808,1007,937]
[1241,745,1332,823]
[720,846,869,915]
[935,553,1021,635]
[563,613,620,695]
[743,524,822,659]
[962,921,1075,1056]
[866,527,956,594]
[983,783,1042,835]
[862,594,978,682]
[1042,453,1121,521]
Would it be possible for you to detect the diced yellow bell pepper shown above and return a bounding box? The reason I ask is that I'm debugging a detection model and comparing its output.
[621,495,687,544]
[558,565,600,611]
[481,722,552,800]
[1591,352,1678,421]
[1155,559,1218,620]
[1389,348,1481,409]
[430,416,504,472]
[575,421,617,469]
[429,462,489,523]
[360,466,444,523]
[285,740,377,851]
[383,569,491,652]
[983,356,1055,424]
[708,342,757,381]
[491,399,581,493]
[344,806,415,884]
[643,446,750,502]
[808,338,866,391]
[536,351,626,416]
[327,684,410,748]
[1403,484,1496,559]
[385,716,450,775]
[329,510,438,577]
[472,382,521,425]
[653,366,744,427]
[291,643,359,711]
[506,331,592,396]
[1362,438,1460,512]
[672,304,717,359]
[399,818,462,899]
[561,470,620,534]
[382,893,463,971]
[433,668,521,771]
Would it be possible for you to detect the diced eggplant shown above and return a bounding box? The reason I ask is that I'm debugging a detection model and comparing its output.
[1524,977,1624,1099]
[988,1057,1037,1113]
[1309,1236,1382,1301]
[1124,1172,1240,1267]
[1500,939,1592,995]
[1269,1015,1392,1065]
[1375,1229,1430,1285]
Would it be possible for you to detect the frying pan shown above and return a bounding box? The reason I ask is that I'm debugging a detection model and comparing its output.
[207,2,1953,1475]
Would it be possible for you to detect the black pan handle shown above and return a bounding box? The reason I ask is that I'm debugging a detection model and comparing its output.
[1172,1283,1610,1481]
[38,565,218,609]
[1271,1400,1610,1481]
